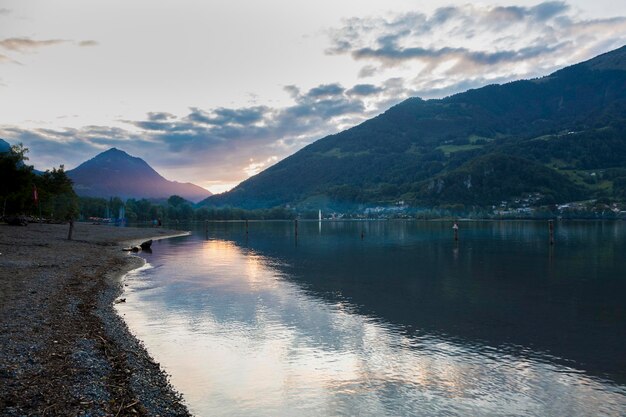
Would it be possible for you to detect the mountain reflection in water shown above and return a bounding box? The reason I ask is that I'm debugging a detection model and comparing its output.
[117,221,626,416]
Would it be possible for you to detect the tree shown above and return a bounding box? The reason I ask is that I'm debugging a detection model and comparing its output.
[0,144,34,216]
[78,197,108,219]
[35,166,79,220]
[167,195,187,207]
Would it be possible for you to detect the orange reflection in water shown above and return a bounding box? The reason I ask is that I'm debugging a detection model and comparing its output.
[191,239,283,293]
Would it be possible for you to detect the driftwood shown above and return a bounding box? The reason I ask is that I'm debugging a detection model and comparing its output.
[121,246,141,252]
[121,240,152,253]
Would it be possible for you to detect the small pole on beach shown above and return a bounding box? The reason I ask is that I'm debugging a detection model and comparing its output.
[67,220,74,240]
[453,222,459,242]
[32,184,42,223]
[205,220,208,239]
[548,220,555,245]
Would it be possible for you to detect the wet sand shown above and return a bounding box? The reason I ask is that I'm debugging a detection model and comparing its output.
[0,222,192,416]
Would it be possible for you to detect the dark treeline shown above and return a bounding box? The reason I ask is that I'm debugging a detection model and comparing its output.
[5,143,622,223]
[1,144,78,220]
[79,195,301,222]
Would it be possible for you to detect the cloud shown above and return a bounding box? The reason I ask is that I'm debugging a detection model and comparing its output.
[78,40,98,47]
[347,84,383,96]
[0,126,140,171]
[531,1,569,20]
[0,37,67,52]
[3,1,626,192]
[147,112,175,121]
[0,37,95,65]
[283,85,300,98]
[187,106,269,126]
[0,8,10,15]
[358,65,377,78]
[307,83,345,97]
[0,81,375,188]
[327,1,626,90]
[350,44,565,66]
[244,156,279,177]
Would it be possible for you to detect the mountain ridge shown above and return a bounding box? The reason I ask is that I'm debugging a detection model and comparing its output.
[202,45,626,209]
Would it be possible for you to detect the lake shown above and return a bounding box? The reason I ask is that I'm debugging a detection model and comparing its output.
[116,220,626,416]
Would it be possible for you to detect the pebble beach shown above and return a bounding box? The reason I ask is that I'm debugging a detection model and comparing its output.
[0,222,192,416]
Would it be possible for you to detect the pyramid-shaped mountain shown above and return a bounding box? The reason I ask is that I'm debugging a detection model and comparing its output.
[203,45,626,209]
[67,148,211,202]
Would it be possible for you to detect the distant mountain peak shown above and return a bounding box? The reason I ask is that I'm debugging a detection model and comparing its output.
[102,147,122,154]
[94,147,144,162]
[101,147,130,155]
[67,148,212,202]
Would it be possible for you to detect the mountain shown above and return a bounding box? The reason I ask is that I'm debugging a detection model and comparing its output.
[0,138,11,153]
[202,45,626,209]
[67,148,211,202]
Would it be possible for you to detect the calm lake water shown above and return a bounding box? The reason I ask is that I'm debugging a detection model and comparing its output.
[116,220,626,416]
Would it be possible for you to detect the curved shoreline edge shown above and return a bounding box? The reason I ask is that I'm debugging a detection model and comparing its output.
[97,230,193,417]
[0,223,193,416]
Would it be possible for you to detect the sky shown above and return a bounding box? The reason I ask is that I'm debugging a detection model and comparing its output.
[1,0,626,193]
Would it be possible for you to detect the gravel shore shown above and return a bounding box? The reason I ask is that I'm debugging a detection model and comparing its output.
[0,222,193,416]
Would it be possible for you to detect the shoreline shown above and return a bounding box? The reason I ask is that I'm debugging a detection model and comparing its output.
[0,222,193,416]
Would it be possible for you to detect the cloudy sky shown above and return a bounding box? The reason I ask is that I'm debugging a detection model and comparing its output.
[1,0,626,193]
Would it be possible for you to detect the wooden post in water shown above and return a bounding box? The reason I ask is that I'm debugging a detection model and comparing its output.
[361,227,364,240]
[548,220,555,245]
[294,219,299,247]
[453,222,459,242]
[245,219,249,236]
[67,220,74,241]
